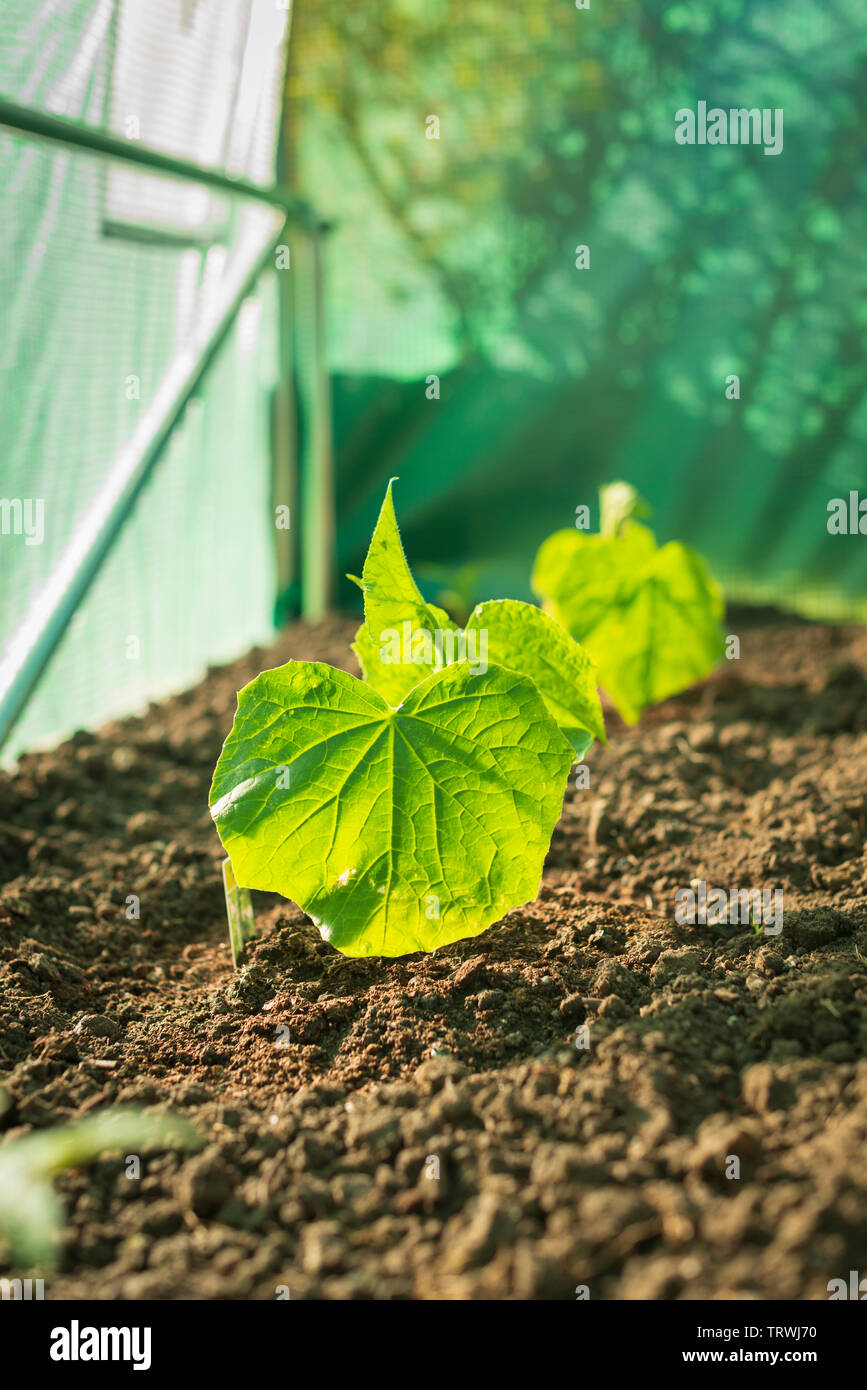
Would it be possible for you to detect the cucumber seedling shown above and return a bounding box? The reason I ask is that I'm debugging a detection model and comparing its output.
[532,481,725,723]
[210,482,605,959]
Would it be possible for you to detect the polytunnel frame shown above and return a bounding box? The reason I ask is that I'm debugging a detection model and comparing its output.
[0,90,335,755]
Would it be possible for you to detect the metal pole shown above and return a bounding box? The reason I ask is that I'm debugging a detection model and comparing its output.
[0,97,313,224]
[271,220,299,623]
[296,221,336,622]
[271,37,300,624]
[0,208,287,751]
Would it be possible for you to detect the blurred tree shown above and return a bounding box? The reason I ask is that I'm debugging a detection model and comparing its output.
[286,0,867,620]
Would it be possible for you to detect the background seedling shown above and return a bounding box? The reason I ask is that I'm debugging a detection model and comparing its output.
[532,481,725,723]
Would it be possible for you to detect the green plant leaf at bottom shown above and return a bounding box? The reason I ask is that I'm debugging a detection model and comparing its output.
[0,1109,201,1267]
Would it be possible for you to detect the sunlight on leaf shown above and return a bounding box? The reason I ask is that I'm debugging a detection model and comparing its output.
[210,659,573,957]
[533,484,724,723]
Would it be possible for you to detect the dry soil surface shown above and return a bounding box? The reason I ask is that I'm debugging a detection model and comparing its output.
[1,613,866,1299]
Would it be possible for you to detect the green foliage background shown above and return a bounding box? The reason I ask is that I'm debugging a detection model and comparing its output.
[287,0,867,621]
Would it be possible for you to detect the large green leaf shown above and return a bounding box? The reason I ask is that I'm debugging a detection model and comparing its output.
[532,524,658,635]
[353,484,605,756]
[533,522,724,724]
[210,659,573,957]
[351,479,459,706]
[467,599,605,758]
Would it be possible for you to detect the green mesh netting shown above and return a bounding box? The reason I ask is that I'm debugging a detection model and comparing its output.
[289,1,867,625]
[0,0,289,762]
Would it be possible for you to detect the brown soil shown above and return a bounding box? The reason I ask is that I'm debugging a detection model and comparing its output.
[1,613,866,1300]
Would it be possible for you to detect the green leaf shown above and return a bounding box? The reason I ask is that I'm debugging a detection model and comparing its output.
[533,521,724,724]
[599,480,652,536]
[352,484,605,756]
[0,1110,201,1267]
[210,659,573,958]
[533,524,656,637]
[0,1172,62,1272]
[351,479,459,706]
[352,608,456,708]
[467,599,606,759]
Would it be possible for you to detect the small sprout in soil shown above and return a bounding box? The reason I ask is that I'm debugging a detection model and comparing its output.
[222,856,256,965]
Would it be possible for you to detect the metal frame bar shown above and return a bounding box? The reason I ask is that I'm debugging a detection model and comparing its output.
[0,206,288,750]
[295,224,336,622]
[271,52,299,625]
[0,97,313,224]
[0,79,337,751]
